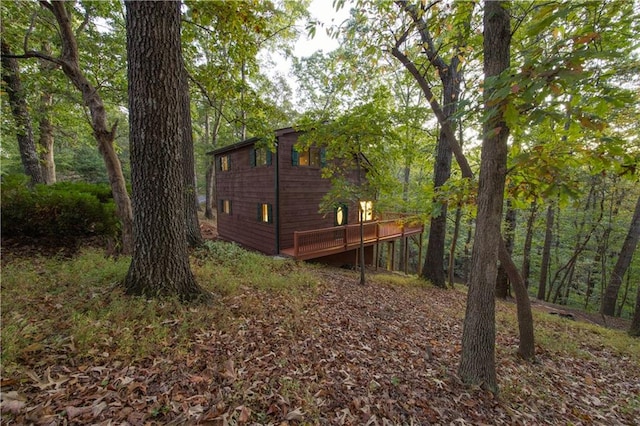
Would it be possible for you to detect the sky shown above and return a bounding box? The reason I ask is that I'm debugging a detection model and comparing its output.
[266,0,351,101]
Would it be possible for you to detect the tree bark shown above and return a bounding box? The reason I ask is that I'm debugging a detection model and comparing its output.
[496,199,516,298]
[499,237,535,360]
[629,277,640,337]
[205,111,222,220]
[602,194,640,316]
[38,41,57,184]
[459,1,511,393]
[178,41,203,247]
[124,0,209,301]
[1,38,45,185]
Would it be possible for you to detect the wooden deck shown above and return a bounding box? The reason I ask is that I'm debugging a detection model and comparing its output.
[280,219,423,260]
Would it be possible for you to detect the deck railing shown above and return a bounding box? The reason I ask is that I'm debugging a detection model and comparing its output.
[292,218,423,260]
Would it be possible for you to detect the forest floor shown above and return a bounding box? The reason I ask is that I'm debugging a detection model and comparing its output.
[1,226,639,425]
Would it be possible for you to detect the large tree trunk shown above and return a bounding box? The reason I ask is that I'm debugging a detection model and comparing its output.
[459,0,510,393]
[41,1,133,252]
[124,0,209,302]
[602,194,640,316]
[537,204,555,300]
[1,38,45,185]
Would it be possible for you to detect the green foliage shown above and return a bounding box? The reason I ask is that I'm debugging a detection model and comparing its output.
[193,240,319,295]
[0,175,118,238]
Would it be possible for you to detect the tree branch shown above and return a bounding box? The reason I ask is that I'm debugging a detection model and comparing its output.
[390,46,473,179]
[1,50,66,68]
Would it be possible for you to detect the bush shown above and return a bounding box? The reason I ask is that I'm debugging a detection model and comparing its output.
[1,174,119,238]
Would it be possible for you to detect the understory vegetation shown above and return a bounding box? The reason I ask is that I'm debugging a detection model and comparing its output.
[2,244,638,424]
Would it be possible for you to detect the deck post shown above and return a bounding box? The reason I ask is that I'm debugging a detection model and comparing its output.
[404,236,409,274]
[417,233,423,275]
[293,231,299,257]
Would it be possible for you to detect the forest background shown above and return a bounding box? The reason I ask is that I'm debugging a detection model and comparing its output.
[2,0,640,422]
[3,0,638,320]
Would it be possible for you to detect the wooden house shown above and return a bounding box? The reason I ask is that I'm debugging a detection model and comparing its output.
[212,127,423,268]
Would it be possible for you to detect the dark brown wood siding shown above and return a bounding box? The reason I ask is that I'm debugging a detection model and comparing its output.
[215,144,276,255]
[276,132,360,251]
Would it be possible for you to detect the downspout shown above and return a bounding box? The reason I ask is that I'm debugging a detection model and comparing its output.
[274,137,280,255]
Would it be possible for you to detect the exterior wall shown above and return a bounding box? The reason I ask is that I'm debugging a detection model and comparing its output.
[276,131,360,251]
[214,128,362,256]
[215,143,277,255]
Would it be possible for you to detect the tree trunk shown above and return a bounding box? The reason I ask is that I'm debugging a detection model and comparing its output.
[629,277,640,337]
[537,204,555,300]
[602,194,640,316]
[499,237,535,360]
[205,111,222,220]
[38,42,56,184]
[448,204,463,287]
[521,200,538,288]
[1,38,45,185]
[42,1,133,253]
[421,70,457,288]
[38,90,56,184]
[459,0,510,394]
[124,0,209,302]
[496,199,516,298]
[178,46,203,247]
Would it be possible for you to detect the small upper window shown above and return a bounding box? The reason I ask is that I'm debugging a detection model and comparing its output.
[292,146,325,167]
[250,148,272,167]
[219,155,230,171]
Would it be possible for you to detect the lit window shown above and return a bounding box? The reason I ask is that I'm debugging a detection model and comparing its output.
[258,203,273,223]
[221,199,231,214]
[219,155,230,171]
[335,204,348,226]
[293,147,325,167]
[359,201,373,222]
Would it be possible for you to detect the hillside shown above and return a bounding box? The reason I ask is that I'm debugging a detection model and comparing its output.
[1,243,639,425]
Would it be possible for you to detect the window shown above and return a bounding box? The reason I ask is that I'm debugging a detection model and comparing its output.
[359,201,373,222]
[257,203,273,223]
[218,155,230,171]
[292,146,325,167]
[220,199,232,214]
[250,147,272,167]
[335,204,348,226]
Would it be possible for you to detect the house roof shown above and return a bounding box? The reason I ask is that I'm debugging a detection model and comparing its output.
[208,126,300,156]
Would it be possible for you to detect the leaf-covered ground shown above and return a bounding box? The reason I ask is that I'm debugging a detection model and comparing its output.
[1,245,639,425]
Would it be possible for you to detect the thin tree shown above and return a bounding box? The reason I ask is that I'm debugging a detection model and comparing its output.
[629,278,640,337]
[123,0,209,301]
[458,0,511,393]
[602,194,640,316]
[1,37,45,185]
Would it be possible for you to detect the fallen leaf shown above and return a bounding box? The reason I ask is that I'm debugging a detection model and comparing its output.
[285,407,305,421]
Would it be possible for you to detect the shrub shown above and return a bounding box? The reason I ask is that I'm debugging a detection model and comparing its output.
[1,174,119,238]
